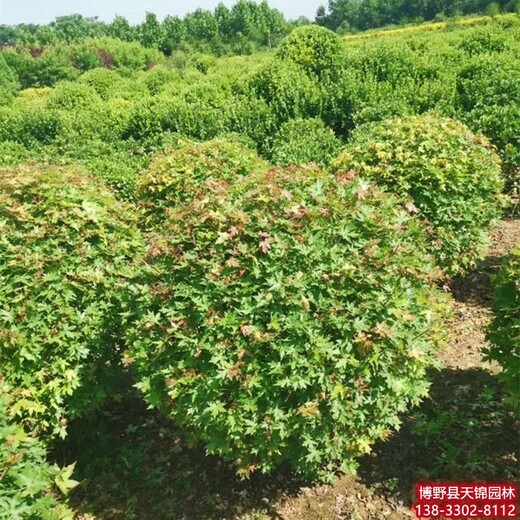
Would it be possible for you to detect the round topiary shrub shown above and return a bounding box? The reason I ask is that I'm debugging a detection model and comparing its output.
[276,25,344,80]
[0,165,145,437]
[46,81,101,110]
[0,141,30,166]
[456,54,520,113]
[126,165,449,481]
[138,64,179,96]
[136,138,269,226]
[331,114,504,276]
[0,380,76,518]
[485,247,520,417]
[464,104,520,195]
[270,118,341,167]
[79,67,124,100]
[0,106,63,147]
[244,59,322,129]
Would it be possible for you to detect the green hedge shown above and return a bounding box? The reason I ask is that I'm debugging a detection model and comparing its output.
[126,165,449,481]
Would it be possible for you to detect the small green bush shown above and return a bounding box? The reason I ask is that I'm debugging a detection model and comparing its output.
[456,55,520,193]
[126,165,449,481]
[46,81,101,110]
[54,96,133,146]
[485,248,520,417]
[456,54,520,112]
[78,68,124,100]
[162,95,232,142]
[245,59,321,123]
[276,25,344,79]
[0,165,145,437]
[0,106,63,147]
[351,43,437,86]
[227,95,278,153]
[0,141,30,166]
[138,65,179,96]
[136,138,269,225]
[458,25,508,54]
[2,48,78,89]
[464,104,520,194]
[270,118,341,167]
[332,114,504,276]
[139,65,180,96]
[121,97,170,143]
[0,381,76,519]
[71,37,164,73]
[192,53,217,74]
[45,138,145,200]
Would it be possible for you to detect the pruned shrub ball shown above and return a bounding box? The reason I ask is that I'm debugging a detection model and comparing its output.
[126,165,449,481]
[270,118,341,168]
[0,165,145,437]
[332,114,504,276]
[276,25,344,80]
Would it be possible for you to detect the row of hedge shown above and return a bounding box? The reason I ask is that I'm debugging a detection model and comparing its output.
[0,21,518,195]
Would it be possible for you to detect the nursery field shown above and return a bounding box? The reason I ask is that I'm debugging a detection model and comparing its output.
[0,8,519,520]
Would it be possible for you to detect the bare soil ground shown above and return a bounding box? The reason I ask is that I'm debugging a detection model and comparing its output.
[62,215,520,520]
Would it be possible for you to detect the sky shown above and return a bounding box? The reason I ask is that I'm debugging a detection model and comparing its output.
[0,0,324,25]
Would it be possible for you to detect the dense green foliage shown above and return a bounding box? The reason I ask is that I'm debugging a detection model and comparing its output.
[270,118,341,167]
[456,51,520,193]
[0,15,518,199]
[316,0,520,32]
[331,115,504,276]
[0,55,20,104]
[0,381,76,519]
[485,248,520,417]
[0,166,144,438]
[126,165,448,480]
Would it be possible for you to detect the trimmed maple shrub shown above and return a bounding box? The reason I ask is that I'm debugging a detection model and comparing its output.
[0,381,76,519]
[126,165,449,481]
[136,138,269,226]
[332,114,504,276]
[270,118,341,168]
[0,165,145,438]
[485,248,520,417]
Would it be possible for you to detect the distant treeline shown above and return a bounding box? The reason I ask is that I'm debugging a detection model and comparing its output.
[0,1,298,55]
[316,0,520,31]
[1,0,519,56]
